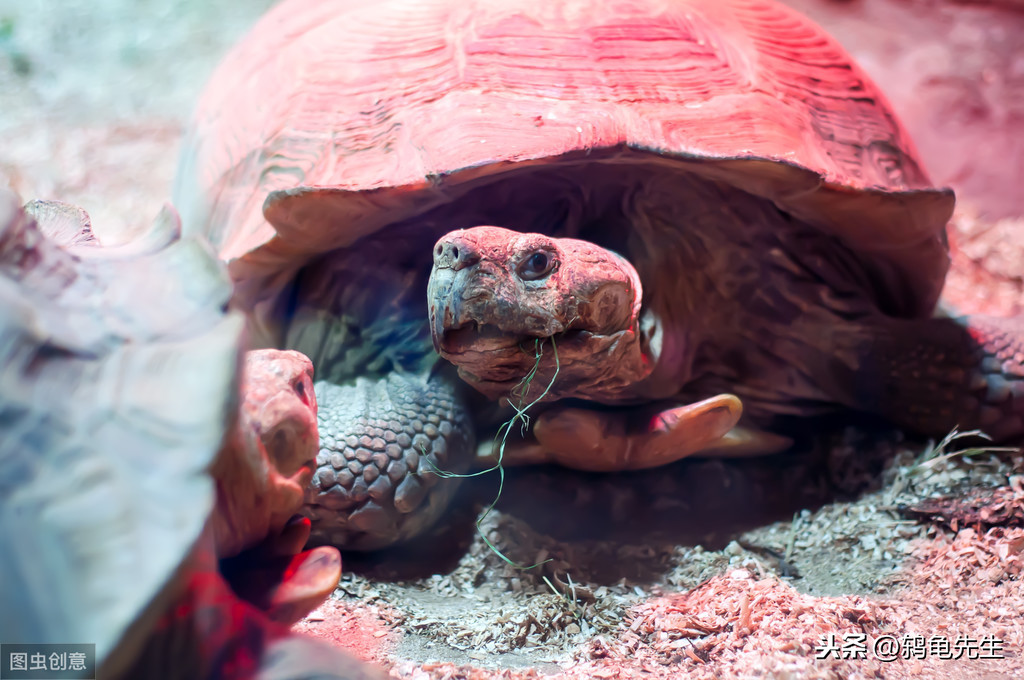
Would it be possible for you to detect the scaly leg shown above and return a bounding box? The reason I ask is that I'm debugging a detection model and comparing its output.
[850,314,1024,441]
[304,372,475,550]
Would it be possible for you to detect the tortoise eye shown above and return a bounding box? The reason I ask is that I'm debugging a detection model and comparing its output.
[518,250,556,281]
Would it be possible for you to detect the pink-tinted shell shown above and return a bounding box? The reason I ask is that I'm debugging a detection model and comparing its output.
[175,0,953,318]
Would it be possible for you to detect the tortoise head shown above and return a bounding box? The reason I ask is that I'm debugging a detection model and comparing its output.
[427,226,658,403]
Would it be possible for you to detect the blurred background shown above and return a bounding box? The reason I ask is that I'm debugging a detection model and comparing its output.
[0,0,277,237]
[0,0,1021,306]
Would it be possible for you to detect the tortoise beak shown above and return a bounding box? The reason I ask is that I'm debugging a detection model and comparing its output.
[427,265,459,353]
[427,264,531,359]
[429,231,481,352]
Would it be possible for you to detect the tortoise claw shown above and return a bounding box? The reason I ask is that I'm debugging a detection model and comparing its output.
[260,546,342,626]
[221,516,342,627]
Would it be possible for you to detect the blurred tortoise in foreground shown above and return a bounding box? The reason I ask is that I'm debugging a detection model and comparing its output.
[175,0,1024,551]
[0,192,384,679]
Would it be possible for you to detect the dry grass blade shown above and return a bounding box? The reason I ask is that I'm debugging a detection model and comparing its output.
[911,427,1018,473]
[424,337,561,569]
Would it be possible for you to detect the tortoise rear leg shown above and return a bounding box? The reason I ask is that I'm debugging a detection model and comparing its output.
[851,314,1024,441]
[304,372,475,550]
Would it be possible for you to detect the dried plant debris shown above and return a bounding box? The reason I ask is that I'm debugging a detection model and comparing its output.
[906,525,1024,592]
[899,477,1024,531]
[588,571,898,677]
[300,428,1024,679]
[574,550,1021,680]
[572,526,1024,679]
[337,511,636,665]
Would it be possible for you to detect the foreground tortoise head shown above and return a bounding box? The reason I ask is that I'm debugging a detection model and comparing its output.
[0,192,389,679]
[176,0,1023,551]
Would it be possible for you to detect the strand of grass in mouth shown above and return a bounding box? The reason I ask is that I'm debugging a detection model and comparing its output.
[424,335,560,570]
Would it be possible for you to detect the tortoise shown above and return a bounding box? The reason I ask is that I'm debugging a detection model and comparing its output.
[0,191,385,679]
[174,0,1024,552]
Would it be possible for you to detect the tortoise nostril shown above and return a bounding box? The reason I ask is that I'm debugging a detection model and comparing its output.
[434,237,479,270]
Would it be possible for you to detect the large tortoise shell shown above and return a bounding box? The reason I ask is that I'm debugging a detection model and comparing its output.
[175,0,954,320]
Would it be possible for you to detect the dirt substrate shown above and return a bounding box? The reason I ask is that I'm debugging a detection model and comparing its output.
[2,0,1023,678]
[293,430,1024,679]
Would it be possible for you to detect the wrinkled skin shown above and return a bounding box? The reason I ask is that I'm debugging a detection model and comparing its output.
[209,348,345,628]
[428,226,655,403]
[427,224,749,472]
[212,349,319,558]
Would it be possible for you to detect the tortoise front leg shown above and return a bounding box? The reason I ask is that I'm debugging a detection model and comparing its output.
[304,371,475,550]
[473,395,786,472]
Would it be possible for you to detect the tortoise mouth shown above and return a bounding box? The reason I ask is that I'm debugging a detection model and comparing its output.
[440,321,543,357]
[438,320,590,387]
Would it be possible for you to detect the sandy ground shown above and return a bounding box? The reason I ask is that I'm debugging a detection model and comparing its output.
[2,1,1023,679]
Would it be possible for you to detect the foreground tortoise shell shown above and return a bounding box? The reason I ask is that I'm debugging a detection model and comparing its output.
[0,192,384,679]
[175,0,1022,551]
